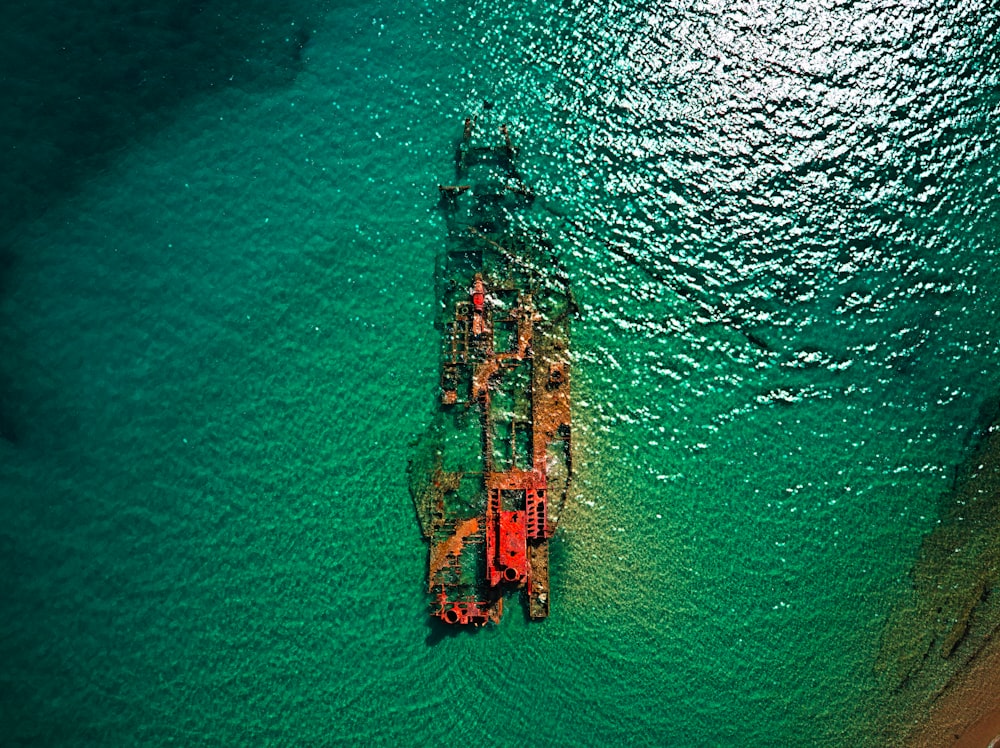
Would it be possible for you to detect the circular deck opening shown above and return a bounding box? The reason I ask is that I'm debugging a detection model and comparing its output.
[504,567,519,582]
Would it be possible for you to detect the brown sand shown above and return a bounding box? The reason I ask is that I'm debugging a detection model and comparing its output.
[907,629,1000,747]
[878,400,1000,746]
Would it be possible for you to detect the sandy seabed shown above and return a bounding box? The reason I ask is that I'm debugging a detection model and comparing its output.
[908,632,1000,747]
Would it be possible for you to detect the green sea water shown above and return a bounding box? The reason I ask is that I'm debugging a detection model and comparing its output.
[1,1,999,745]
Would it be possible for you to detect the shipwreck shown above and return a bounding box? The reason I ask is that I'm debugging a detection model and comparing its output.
[409,107,575,625]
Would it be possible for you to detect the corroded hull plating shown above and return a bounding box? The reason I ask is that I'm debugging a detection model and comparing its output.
[409,110,574,625]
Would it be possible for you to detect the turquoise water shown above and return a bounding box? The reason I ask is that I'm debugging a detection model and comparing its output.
[1,1,999,745]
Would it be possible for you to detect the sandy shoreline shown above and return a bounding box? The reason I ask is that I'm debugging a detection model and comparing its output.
[897,401,1000,747]
[908,628,1000,747]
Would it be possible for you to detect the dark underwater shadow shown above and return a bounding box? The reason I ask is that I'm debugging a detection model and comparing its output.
[0,0,321,238]
[0,1,323,450]
[424,615,483,646]
[0,245,19,445]
[0,374,18,445]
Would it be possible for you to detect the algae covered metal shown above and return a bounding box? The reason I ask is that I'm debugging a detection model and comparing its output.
[408,107,575,625]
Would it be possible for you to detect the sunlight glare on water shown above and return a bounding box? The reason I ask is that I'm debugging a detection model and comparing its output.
[0,0,998,745]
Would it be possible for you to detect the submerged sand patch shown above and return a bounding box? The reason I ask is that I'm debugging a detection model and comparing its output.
[877,400,1000,745]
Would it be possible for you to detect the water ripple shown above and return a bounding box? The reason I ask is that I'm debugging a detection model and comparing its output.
[438,0,999,430]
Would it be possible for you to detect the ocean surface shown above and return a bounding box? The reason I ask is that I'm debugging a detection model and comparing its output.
[1,1,998,745]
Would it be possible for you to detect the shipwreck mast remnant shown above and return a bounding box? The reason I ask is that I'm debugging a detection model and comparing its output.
[409,108,574,626]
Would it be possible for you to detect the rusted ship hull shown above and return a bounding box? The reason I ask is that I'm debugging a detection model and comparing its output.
[409,109,574,625]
